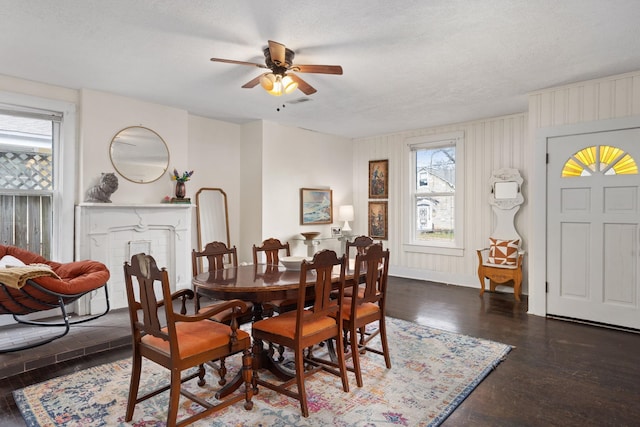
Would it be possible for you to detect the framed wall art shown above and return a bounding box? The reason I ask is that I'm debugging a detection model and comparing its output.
[368,201,388,240]
[369,159,388,199]
[300,188,333,225]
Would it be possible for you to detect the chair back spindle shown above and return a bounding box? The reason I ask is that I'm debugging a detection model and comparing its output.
[345,235,375,258]
[353,244,388,307]
[192,241,238,276]
[298,250,346,336]
[253,238,290,265]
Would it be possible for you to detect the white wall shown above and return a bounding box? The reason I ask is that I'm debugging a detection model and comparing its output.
[236,120,353,263]
[187,114,242,247]
[353,114,529,291]
[79,89,189,204]
[528,70,640,316]
[260,121,352,258]
[0,75,77,105]
[239,121,264,263]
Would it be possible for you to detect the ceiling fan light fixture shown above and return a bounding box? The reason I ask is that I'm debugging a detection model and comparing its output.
[281,74,298,94]
[260,73,298,96]
[260,73,276,91]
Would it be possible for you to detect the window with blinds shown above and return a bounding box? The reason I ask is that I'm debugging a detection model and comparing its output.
[0,108,60,257]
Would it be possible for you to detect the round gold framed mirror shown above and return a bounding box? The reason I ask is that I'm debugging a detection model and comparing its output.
[109,126,169,183]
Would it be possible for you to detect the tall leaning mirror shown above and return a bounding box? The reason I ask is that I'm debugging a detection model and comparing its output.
[195,188,230,250]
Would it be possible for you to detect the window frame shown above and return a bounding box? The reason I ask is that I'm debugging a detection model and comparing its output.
[403,131,464,256]
[0,91,76,262]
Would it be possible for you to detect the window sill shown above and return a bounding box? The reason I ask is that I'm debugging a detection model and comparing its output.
[403,243,464,257]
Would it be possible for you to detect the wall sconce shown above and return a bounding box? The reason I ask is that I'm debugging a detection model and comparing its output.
[260,72,298,96]
[338,205,354,233]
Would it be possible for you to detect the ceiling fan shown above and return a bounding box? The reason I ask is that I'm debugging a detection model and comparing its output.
[210,40,343,96]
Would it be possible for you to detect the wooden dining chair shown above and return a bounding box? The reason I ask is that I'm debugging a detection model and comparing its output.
[345,235,375,258]
[340,235,379,298]
[252,237,290,265]
[192,241,254,385]
[251,249,350,417]
[123,253,254,427]
[338,243,391,387]
[252,237,304,315]
[192,241,253,324]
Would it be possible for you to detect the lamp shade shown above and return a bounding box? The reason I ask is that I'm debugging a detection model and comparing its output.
[339,205,354,233]
[339,205,354,221]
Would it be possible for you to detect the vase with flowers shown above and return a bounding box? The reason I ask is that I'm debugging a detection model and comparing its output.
[171,169,194,200]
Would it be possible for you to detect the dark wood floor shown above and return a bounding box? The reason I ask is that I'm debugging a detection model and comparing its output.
[2,277,639,426]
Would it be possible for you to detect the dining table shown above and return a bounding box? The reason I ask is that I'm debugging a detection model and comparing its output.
[191,261,360,397]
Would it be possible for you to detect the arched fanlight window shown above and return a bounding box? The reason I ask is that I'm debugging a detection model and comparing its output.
[561,145,638,177]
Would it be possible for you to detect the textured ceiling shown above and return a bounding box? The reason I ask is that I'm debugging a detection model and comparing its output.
[2,0,640,138]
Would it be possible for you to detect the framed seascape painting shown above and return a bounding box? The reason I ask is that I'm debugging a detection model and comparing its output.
[368,201,388,240]
[369,159,388,199]
[300,188,333,225]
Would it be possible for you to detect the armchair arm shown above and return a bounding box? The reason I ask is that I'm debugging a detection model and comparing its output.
[174,299,247,323]
[156,289,194,314]
[476,248,489,264]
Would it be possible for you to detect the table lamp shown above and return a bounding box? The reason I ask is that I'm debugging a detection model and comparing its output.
[339,205,354,234]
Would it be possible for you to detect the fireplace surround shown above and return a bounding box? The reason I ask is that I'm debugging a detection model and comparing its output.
[75,203,194,314]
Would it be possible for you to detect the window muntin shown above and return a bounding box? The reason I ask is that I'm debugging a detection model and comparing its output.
[561,144,638,177]
[406,132,464,252]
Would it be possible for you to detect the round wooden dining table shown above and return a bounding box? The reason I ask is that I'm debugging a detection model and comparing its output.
[192,263,323,321]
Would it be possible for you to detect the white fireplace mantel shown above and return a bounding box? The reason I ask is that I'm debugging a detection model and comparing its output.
[75,203,194,313]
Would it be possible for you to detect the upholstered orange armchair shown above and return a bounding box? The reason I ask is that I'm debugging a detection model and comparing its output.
[0,245,110,352]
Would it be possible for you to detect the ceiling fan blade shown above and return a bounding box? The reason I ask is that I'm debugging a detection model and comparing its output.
[241,75,262,88]
[210,58,267,69]
[293,64,343,75]
[268,40,286,66]
[289,74,317,95]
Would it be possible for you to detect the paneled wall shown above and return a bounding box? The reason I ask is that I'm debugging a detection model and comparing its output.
[353,113,529,290]
[528,70,640,316]
[529,71,640,130]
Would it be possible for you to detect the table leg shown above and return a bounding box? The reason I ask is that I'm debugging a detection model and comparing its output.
[252,302,264,323]
[215,302,265,399]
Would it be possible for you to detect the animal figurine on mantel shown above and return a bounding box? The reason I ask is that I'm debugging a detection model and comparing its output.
[85,172,119,203]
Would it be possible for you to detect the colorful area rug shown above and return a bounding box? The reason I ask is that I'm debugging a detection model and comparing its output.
[14,318,511,426]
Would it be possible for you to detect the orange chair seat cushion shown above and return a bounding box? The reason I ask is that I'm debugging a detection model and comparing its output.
[252,310,336,340]
[142,320,250,359]
[337,297,380,321]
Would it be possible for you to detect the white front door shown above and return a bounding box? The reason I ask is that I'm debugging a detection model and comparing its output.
[547,128,640,330]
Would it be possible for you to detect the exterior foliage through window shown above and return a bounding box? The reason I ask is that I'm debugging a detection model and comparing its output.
[407,131,464,251]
